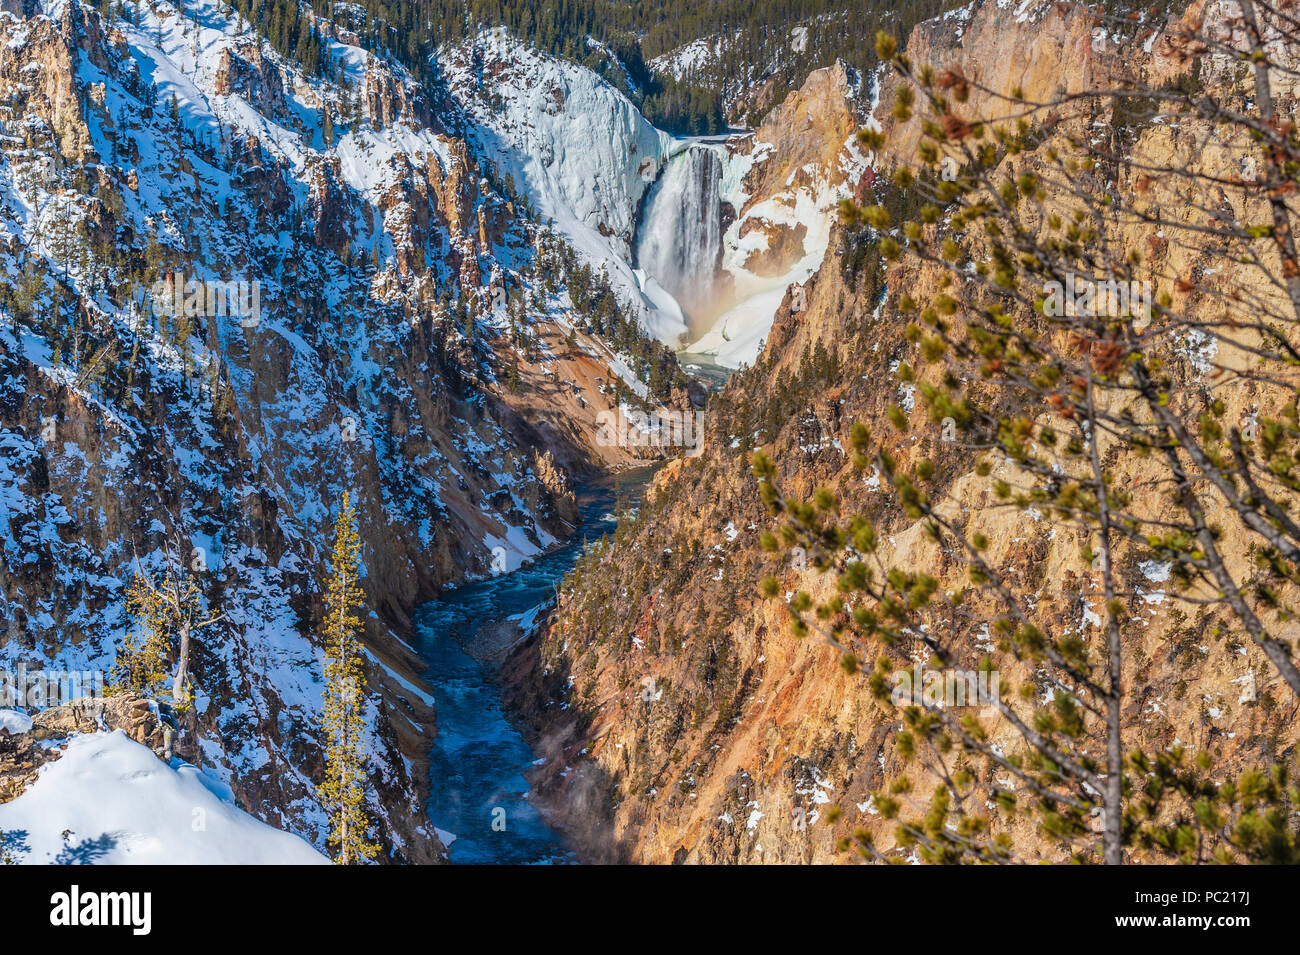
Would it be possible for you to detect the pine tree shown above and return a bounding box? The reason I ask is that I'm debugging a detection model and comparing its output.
[751,11,1300,863]
[319,492,378,864]
[111,573,175,700]
[112,563,222,712]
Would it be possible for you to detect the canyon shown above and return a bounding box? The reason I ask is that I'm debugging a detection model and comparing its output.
[0,0,872,862]
[503,0,1300,863]
[2,0,1297,868]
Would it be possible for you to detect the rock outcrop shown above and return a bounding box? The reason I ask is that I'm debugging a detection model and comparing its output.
[509,0,1300,864]
[1,696,168,803]
[726,60,864,280]
[0,1,693,864]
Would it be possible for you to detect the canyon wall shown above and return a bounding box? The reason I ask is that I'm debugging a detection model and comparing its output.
[510,0,1300,863]
[0,0,694,860]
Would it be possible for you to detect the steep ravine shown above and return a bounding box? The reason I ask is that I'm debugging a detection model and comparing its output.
[499,0,1300,864]
[416,468,658,863]
[0,0,696,864]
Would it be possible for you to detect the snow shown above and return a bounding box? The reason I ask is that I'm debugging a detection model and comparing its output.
[683,87,872,367]
[649,37,725,80]
[682,284,785,368]
[441,29,686,343]
[0,731,327,864]
[335,125,454,201]
[1140,560,1172,583]
[635,269,688,330]
[482,522,555,574]
[0,709,33,735]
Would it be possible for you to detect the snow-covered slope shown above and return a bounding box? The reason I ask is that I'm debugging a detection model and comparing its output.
[0,0,689,863]
[0,731,327,864]
[0,0,541,861]
[440,29,688,343]
[648,37,726,82]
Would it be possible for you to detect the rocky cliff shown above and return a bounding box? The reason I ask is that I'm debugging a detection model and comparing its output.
[508,0,1300,863]
[686,59,871,369]
[0,0,696,861]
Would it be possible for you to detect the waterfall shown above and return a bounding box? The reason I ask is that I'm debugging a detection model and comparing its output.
[635,144,724,324]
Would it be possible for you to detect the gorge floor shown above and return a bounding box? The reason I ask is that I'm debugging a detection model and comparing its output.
[415,467,658,864]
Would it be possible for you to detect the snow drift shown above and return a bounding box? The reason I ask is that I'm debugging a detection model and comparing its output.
[0,731,327,864]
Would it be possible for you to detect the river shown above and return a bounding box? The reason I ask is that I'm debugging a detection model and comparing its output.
[677,352,735,391]
[414,467,657,864]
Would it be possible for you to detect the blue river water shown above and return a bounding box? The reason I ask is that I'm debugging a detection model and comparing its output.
[414,468,655,864]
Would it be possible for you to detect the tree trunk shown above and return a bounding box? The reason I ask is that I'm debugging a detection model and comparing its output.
[1105,675,1122,865]
[173,620,191,704]
[1088,376,1124,864]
